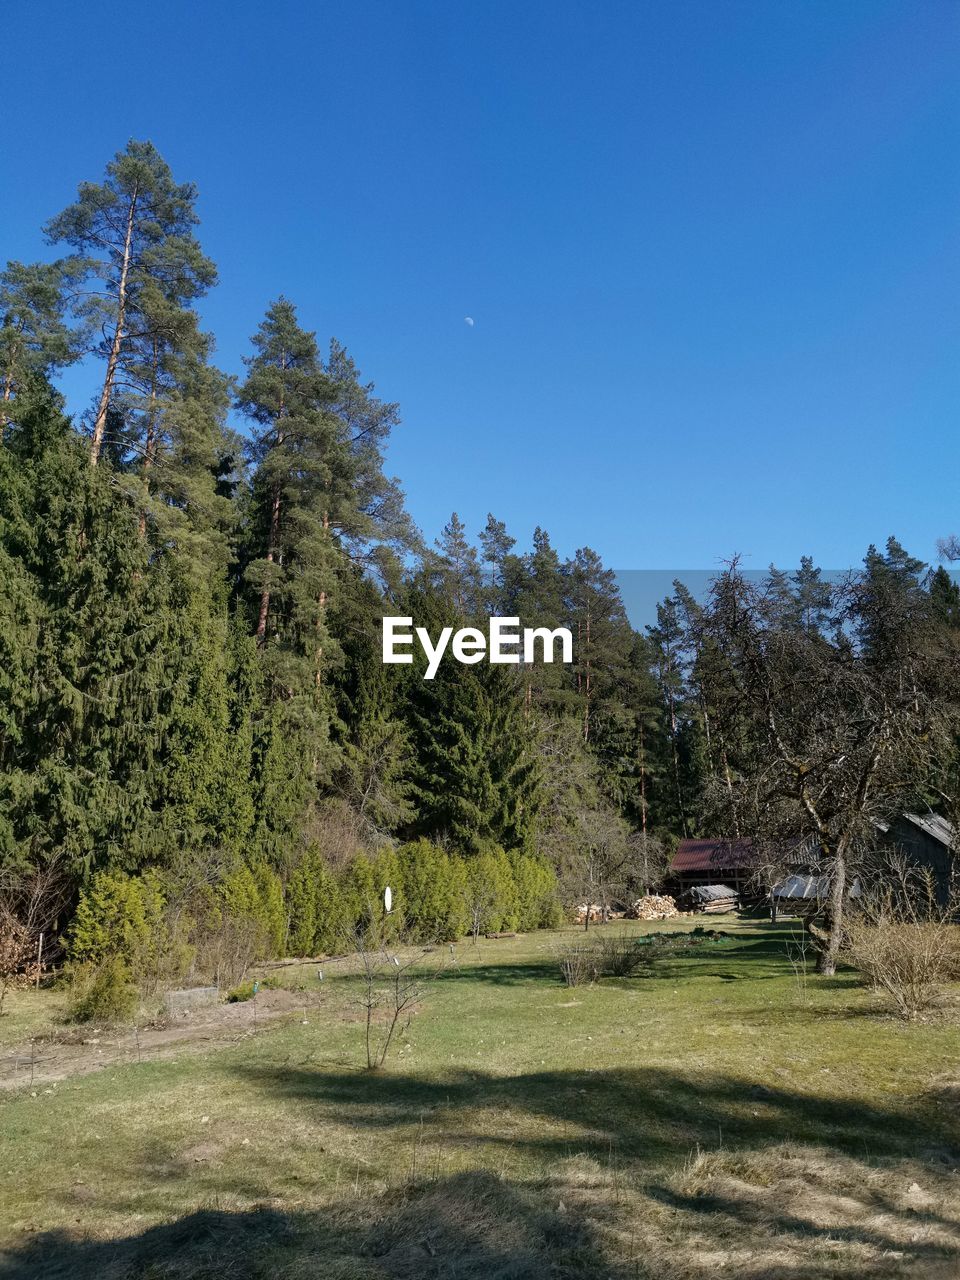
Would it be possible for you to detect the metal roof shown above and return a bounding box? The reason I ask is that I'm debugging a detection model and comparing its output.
[773,873,829,900]
[671,838,757,873]
[685,883,740,902]
[899,812,956,849]
[773,873,862,901]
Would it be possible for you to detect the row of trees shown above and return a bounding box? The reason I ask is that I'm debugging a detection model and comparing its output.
[2,139,958,980]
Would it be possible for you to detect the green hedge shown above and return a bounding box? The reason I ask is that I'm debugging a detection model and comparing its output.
[65,842,563,981]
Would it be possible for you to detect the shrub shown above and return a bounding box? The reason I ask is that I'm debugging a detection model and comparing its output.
[844,859,960,1019]
[0,918,33,1017]
[845,918,960,1019]
[370,846,405,945]
[461,848,519,938]
[512,853,562,930]
[66,955,138,1024]
[192,907,265,989]
[286,850,320,957]
[225,974,281,1002]
[287,846,346,955]
[592,931,649,978]
[342,851,403,946]
[67,869,185,993]
[557,944,599,987]
[218,861,285,960]
[397,840,469,942]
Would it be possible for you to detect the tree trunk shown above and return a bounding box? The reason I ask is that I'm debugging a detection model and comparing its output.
[91,185,138,467]
[816,847,847,975]
[0,367,13,433]
[137,341,160,538]
[255,382,286,644]
[583,607,592,742]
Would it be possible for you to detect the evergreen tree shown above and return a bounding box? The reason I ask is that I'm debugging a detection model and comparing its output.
[509,526,571,715]
[429,512,483,615]
[0,383,238,874]
[406,659,540,855]
[479,513,515,608]
[45,140,215,467]
[0,260,86,430]
[567,546,633,743]
[930,566,960,629]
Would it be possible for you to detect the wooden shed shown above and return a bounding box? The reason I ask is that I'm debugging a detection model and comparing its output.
[884,812,956,906]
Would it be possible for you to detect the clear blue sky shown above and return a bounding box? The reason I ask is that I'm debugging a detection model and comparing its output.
[3,0,958,601]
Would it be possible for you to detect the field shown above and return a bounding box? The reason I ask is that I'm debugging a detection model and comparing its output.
[1,918,958,1279]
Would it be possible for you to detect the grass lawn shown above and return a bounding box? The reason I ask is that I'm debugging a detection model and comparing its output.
[0,918,958,1279]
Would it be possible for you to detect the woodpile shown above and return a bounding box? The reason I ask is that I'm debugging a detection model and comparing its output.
[624,894,680,920]
[679,883,739,914]
[573,903,604,924]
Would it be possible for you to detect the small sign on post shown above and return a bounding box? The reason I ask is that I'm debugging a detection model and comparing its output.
[384,885,393,914]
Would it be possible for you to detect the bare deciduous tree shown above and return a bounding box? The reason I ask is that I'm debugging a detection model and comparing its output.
[352,930,435,1071]
[0,859,71,1014]
[695,559,957,974]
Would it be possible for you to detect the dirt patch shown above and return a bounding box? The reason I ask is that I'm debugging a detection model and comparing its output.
[0,990,323,1092]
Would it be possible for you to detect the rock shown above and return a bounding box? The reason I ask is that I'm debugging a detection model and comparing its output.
[163,986,219,1016]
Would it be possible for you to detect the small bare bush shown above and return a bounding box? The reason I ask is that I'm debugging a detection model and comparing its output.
[592,932,648,978]
[558,933,651,985]
[558,944,598,987]
[192,912,264,989]
[844,857,960,1019]
[351,928,438,1071]
[0,920,34,1017]
[0,859,71,1013]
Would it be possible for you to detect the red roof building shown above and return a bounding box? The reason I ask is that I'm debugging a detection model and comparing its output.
[669,838,758,888]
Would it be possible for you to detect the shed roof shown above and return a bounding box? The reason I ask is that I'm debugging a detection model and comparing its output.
[685,882,740,902]
[898,812,956,849]
[773,873,862,900]
[773,873,829,900]
[671,838,757,874]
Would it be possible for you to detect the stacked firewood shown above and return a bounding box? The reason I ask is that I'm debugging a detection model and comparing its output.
[624,894,680,920]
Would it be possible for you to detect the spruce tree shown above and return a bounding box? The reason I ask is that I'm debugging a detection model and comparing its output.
[406,658,540,855]
[479,513,515,600]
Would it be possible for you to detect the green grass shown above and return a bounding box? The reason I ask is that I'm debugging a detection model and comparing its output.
[1,919,959,1279]
[0,985,69,1048]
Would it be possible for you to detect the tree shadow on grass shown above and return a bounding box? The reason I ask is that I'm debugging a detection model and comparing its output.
[3,1064,958,1279]
[5,1141,959,1280]
[435,932,805,990]
[228,1063,960,1168]
[0,1170,625,1280]
[435,960,564,986]
[645,1181,960,1269]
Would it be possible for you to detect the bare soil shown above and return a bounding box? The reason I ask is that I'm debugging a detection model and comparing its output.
[0,986,321,1091]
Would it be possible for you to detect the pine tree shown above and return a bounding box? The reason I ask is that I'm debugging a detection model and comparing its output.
[647,596,691,837]
[323,338,415,570]
[509,526,571,715]
[237,299,340,670]
[567,546,633,743]
[237,301,414,863]
[45,140,215,466]
[0,260,86,431]
[931,566,960,629]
